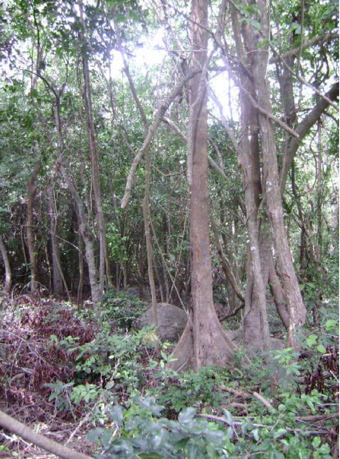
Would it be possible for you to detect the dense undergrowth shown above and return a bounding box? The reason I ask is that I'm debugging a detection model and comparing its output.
[0,291,338,458]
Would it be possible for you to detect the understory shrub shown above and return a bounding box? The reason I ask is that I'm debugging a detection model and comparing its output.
[101,289,147,330]
[88,393,335,459]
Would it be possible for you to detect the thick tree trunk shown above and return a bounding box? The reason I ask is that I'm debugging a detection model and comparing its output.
[253,0,307,346]
[260,224,290,329]
[230,5,270,351]
[0,236,12,295]
[169,0,236,372]
[27,162,42,293]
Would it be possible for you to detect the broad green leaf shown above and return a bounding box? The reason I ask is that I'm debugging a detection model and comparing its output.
[312,436,321,448]
[178,407,196,424]
[87,427,104,442]
[307,334,318,347]
[317,344,326,354]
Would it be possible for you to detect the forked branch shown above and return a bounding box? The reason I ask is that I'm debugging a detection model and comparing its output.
[121,71,199,209]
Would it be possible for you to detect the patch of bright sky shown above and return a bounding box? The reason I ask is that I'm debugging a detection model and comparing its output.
[110,27,239,122]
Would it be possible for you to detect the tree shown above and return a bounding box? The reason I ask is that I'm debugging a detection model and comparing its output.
[0,0,337,368]
[26,161,42,293]
[169,0,236,371]
[210,0,338,349]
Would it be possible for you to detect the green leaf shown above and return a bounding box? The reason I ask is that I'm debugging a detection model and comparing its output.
[110,405,124,427]
[274,428,287,439]
[248,19,262,31]
[307,334,318,347]
[325,319,338,332]
[252,428,260,441]
[312,436,321,448]
[317,344,326,354]
[222,409,233,426]
[187,443,199,459]
[87,427,104,442]
[178,407,196,424]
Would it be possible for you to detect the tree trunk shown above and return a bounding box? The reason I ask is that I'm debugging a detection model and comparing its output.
[169,0,236,372]
[143,145,159,351]
[46,184,68,298]
[27,162,42,293]
[253,0,307,346]
[79,0,111,291]
[316,119,323,261]
[61,169,102,308]
[0,236,12,295]
[52,93,102,307]
[230,4,270,351]
[77,227,84,307]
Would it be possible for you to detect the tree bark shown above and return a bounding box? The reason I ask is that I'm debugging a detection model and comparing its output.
[46,183,68,298]
[77,226,84,307]
[79,0,111,291]
[230,4,270,351]
[0,410,91,459]
[252,0,307,346]
[143,146,159,351]
[27,161,42,293]
[169,0,236,372]
[0,235,12,295]
[60,167,102,308]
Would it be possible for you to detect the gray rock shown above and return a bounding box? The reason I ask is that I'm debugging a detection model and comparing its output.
[137,303,188,342]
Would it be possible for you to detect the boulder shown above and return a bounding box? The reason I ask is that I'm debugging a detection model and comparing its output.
[136,303,188,342]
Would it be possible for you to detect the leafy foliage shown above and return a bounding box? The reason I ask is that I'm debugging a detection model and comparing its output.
[87,392,335,459]
[101,289,147,330]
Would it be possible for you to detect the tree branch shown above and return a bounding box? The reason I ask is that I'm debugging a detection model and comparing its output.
[211,217,245,303]
[121,71,200,209]
[239,81,300,139]
[270,33,338,64]
[114,20,149,134]
[162,116,229,181]
[0,410,92,459]
[219,303,245,321]
[280,81,339,192]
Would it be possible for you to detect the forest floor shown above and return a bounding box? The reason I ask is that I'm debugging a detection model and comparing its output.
[0,292,338,458]
[0,296,96,458]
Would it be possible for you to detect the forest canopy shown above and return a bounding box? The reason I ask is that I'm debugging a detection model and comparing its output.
[0,0,338,457]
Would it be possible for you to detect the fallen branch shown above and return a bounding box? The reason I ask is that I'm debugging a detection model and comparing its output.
[296,412,339,423]
[197,413,334,438]
[0,410,92,459]
[253,391,273,409]
[224,387,251,399]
